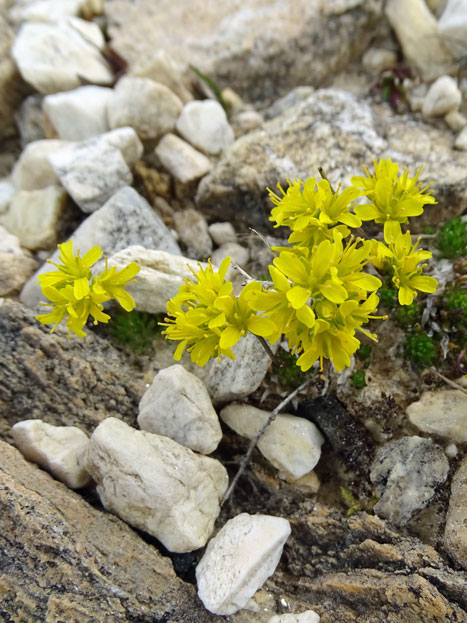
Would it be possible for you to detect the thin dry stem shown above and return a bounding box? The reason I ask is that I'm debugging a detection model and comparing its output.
[430,367,467,396]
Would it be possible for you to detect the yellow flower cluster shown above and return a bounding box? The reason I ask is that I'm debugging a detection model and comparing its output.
[36,241,140,337]
[163,158,438,372]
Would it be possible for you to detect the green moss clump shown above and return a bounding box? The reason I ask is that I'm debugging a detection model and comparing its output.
[436,216,467,259]
[350,370,366,389]
[403,331,437,366]
[379,287,397,309]
[443,286,467,323]
[273,349,308,389]
[356,343,372,361]
[394,302,420,327]
[108,309,163,353]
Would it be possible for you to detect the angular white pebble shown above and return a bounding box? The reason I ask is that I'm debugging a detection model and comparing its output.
[11,420,91,489]
[138,365,222,454]
[84,418,228,553]
[406,389,467,443]
[107,246,207,314]
[208,222,237,246]
[196,513,291,615]
[268,611,320,623]
[220,404,324,479]
[422,75,462,118]
[12,140,68,191]
[43,86,113,141]
[155,133,212,183]
[176,99,234,155]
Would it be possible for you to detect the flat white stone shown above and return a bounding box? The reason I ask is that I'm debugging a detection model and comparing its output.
[444,109,467,131]
[362,47,397,74]
[268,611,320,623]
[3,185,67,250]
[0,226,38,296]
[385,0,453,81]
[11,420,91,489]
[455,126,467,150]
[422,75,462,117]
[438,0,467,59]
[220,404,324,479]
[48,128,143,213]
[196,513,291,615]
[444,455,467,570]
[176,99,234,155]
[20,187,181,308]
[12,140,68,190]
[208,221,237,246]
[43,86,113,141]
[108,246,207,314]
[108,77,183,141]
[130,49,193,103]
[173,208,213,259]
[155,133,212,184]
[84,417,228,553]
[11,18,113,94]
[407,389,467,443]
[138,364,222,454]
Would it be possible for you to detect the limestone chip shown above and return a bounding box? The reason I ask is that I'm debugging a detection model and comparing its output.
[11,419,91,489]
[84,417,228,552]
[176,99,234,155]
[406,389,467,444]
[0,226,38,296]
[220,404,324,479]
[208,221,237,246]
[12,139,67,190]
[129,49,193,103]
[422,75,462,117]
[138,364,222,454]
[156,133,212,184]
[173,207,213,259]
[268,612,320,623]
[444,455,467,570]
[196,513,291,615]
[108,77,183,140]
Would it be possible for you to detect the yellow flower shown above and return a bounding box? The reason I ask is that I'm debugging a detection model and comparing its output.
[92,262,140,311]
[297,319,360,372]
[351,158,436,240]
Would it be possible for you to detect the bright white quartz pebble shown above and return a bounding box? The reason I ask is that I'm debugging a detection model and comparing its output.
[11,420,91,489]
[268,611,320,623]
[406,389,467,444]
[155,133,212,183]
[176,99,234,155]
[422,75,462,118]
[196,513,291,615]
[220,404,324,479]
[84,417,228,553]
[138,365,222,454]
[12,139,68,190]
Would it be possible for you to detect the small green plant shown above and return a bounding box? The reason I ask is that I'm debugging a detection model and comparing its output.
[340,486,378,516]
[350,370,366,389]
[272,349,308,389]
[108,309,163,353]
[355,343,372,360]
[435,216,467,259]
[378,286,397,309]
[403,330,437,366]
[162,158,438,372]
[394,302,420,327]
[36,241,140,337]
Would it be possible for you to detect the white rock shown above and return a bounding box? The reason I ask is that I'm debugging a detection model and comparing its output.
[192,331,274,404]
[176,99,235,155]
[11,18,113,95]
[48,128,143,213]
[362,47,397,74]
[196,513,291,615]
[43,86,113,141]
[21,187,181,308]
[233,110,264,135]
[108,77,183,141]
[11,420,91,489]
[3,185,67,250]
[220,404,324,479]
[208,221,237,246]
[138,365,222,454]
[108,246,206,313]
[407,389,467,443]
[9,0,82,24]
[211,242,249,281]
[130,50,193,104]
[12,139,67,190]
[268,611,320,623]
[444,109,467,131]
[0,226,38,296]
[385,0,453,81]
[173,208,213,259]
[16,94,46,147]
[444,455,467,570]
[422,75,462,117]
[438,0,467,59]
[454,126,467,150]
[0,181,15,214]
[84,417,228,552]
[155,133,212,184]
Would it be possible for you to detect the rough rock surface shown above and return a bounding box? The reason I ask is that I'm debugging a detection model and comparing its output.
[11,138,67,190]
[173,207,213,258]
[0,300,144,440]
[444,456,467,570]
[138,364,222,454]
[406,389,467,444]
[370,436,450,526]
[0,440,257,623]
[21,186,181,308]
[0,226,38,296]
[196,89,467,233]
[268,613,320,623]
[84,417,228,552]
[105,0,382,104]
[196,513,291,615]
